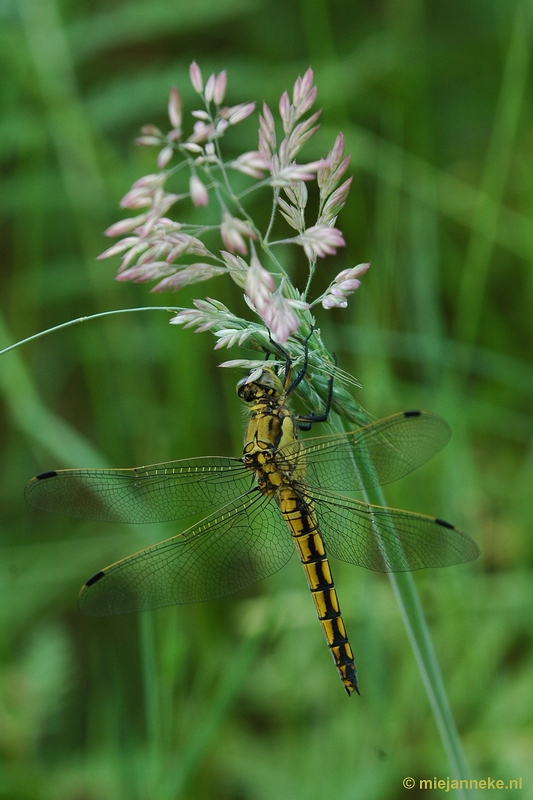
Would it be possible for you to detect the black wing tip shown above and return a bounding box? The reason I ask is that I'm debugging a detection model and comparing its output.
[403,410,422,418]
[35,470,58,481]
[434,517,480,563]
[435,517,455,530]
[84,570,106,587]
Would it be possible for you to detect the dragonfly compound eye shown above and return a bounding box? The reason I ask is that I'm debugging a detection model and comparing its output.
[236,368,284,403]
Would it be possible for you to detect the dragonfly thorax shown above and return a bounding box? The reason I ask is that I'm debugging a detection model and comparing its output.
[238,365,298,485]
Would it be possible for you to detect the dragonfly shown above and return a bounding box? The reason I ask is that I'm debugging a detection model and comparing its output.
[25,342,479,695]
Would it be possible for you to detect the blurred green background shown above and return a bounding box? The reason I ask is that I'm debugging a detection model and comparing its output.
[1,0,532,797]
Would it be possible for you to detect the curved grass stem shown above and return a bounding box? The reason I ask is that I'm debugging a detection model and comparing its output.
[0,307,181,356]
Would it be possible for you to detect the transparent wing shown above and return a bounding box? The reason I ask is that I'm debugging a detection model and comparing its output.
[303,487,479,572]
[279,411,451,493]
[25,457,252,523]
[78,488,293,616]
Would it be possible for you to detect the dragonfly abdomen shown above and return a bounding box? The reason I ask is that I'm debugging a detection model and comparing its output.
[278,486,359,696]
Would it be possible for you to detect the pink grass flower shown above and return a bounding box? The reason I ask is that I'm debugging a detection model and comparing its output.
[293,69,312,103]
[188,120,216,144]
[157,145,174,169]
[279,91,291,134]
[103,217,147,238]
[220,213,256,255]
[222,102,256,125]
[119,188,154,209]
[116,262,174,283]
[214,71,227,104]
[269,159,323,187]
[220,251,249,289]
[261,291,307,343]
[259,103,276,156]
[170,298,236,333]
[119,174,165,209]
[168,87,182,129]
[321,263,370,309]
[189,62,203,93]
[128,189,182,240]
[277,197,304,231]
[139,124,162,137]
[318,134,351,195]
[189,175,209,207]
[204,73,216,102]
[215,119,230,137]
[318,177,353,225]
[152,264,226,292]
[329,132,345,171]
[292,68,316,118]
[98,236,141,258]
[135,136,161,146]
[296,225,346,259]
[245,252,275,314]
[213,328,254,350]
[286,110,321,160]
[231,151,270,179]
[170,307,217,333]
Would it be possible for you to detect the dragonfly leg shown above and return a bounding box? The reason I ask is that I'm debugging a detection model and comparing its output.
[266,327,317,395]
[264,330,294,388]
[295,353,336,429]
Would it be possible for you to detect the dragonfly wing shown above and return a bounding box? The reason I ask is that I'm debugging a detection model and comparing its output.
[283,412,451,493]
[306,487,479,572]
[25,457,252,523]
[78,488,293,615]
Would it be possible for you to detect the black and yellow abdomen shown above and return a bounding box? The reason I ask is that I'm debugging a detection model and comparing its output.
[278,484,359,695]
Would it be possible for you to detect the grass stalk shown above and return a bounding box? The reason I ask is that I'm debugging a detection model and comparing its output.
[336,413,475,796]
[0,307,181,357]
[364,483,474,796]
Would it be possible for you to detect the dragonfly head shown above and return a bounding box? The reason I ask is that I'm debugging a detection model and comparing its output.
[237,366,284,404]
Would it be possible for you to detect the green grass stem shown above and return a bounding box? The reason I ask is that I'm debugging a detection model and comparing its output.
[336,412,475,796]
[0,307,180,357]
